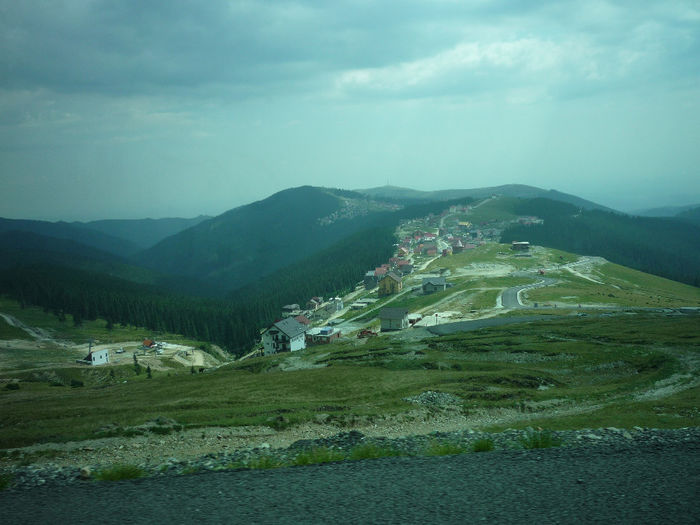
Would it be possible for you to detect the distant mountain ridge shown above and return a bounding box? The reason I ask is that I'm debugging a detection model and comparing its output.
[631,204,700,217]
[356,184,614,212]
[0,218,141,257]
[76,216,211,250]
[133,186,399,292]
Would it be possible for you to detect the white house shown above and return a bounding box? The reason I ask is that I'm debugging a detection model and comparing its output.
[77,348,110,366]
[379,308,409,331]
[262,317,308,355]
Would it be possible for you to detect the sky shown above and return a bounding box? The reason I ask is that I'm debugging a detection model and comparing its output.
[1,1,699,221]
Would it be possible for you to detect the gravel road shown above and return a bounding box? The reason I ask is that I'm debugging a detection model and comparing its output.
[2,438,698,524]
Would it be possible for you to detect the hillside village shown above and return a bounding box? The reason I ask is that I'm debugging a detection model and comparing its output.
[255,198,549,358]
[15,194,696,372]
[251,195,699,362]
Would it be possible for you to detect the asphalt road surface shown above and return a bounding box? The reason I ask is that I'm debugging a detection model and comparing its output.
[500,278,557,308]
[2,440,698,524]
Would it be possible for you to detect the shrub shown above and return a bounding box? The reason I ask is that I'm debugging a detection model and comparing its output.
[520,430,562,449]
[5,383,19,391]
[70,379,84,388]
[472,438,495,452]
[95,464,145,481]
[293,447,345,466]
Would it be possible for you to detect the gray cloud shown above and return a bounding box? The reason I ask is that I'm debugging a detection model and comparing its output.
[2,1,697,101]
[1,1,699,219]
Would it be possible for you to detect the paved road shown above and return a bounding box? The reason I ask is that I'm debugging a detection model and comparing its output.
[2,441,698,524]
[500,278,557,308]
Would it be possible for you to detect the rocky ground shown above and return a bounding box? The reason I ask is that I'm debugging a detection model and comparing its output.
[2,423,698,492]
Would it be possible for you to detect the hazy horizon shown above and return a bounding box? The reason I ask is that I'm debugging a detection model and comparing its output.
[2,1,699,221]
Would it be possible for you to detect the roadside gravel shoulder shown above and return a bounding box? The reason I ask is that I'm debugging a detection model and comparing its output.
[2,426,698,492]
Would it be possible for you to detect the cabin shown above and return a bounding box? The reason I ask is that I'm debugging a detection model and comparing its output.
[77,348,110,366]
[262,318,308,355]
[378,272,402,297]
[511,241,530,251]
[422,277,447,294]
[306,326,341,345]
[379,307,409,331]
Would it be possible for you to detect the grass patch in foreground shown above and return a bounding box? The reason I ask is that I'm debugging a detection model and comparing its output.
[95,464,146,481]
[472,438,495,452]
[247,455,287,470]
[293,447,345,466]
[519,430,562,449]
[348,443,404,460]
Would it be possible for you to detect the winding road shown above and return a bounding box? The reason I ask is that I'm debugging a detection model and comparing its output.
[499,277,558,308]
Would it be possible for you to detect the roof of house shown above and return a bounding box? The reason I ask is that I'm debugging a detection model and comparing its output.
[272,317,307,338]
[422,277,446,286]
[381,272,402,283]
[379,307,409,320]
[294,315,311,325]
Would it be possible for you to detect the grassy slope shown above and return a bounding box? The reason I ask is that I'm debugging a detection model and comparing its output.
[1,236,699,449]
[0,317,31,340]
[1,313,698,448]
[526,262,700,308]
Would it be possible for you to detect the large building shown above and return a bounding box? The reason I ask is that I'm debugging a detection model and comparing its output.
[378,272,402,297]
[262,318,308,355]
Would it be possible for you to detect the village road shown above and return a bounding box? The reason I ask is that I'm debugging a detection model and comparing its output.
[2,440,698,524]
[500,278,557,308]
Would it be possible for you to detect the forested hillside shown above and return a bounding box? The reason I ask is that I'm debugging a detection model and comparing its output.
[133,186,395,292]
[501,199,700,287]
[80,216,211,249]
[676,206,700,226]
[0,224,395,355]
[0,218,141,256]
[0,195,466,354]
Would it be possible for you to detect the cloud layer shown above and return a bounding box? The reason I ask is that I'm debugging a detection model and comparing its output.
[1,1,699,219]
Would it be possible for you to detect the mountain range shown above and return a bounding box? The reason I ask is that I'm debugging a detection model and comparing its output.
[1,184,698,297]
[1,183,698,354]
[357,184,613,211]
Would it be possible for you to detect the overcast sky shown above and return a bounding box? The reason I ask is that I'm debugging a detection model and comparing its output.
[1,1,699,220]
